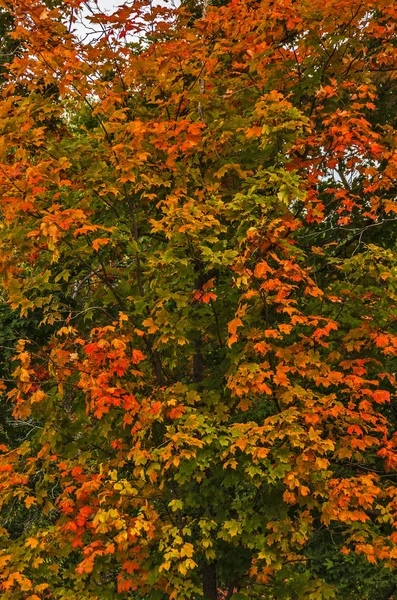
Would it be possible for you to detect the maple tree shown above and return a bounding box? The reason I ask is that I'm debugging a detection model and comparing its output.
[0,0,396,598]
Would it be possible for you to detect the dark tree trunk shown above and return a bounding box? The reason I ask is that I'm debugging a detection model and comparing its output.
[193,338,204,383]
[202,563,217,600]
[380,583,396,600]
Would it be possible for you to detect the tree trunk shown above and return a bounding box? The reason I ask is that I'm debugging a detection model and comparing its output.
[202,563,217,600]
[380,583,396,600]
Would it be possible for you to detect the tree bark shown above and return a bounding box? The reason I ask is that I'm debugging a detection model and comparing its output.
[380,583,396,600]
[202,563,217,600]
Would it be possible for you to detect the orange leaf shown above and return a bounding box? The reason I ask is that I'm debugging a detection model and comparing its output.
[228,317,243,335]
[131,349,146,364]
[24,496,36,508]
[373,390,390,403]
[92,238,110,251]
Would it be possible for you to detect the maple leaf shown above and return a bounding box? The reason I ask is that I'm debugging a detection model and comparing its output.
[24,496,36,509]
[131,349,146,364]
[92,237,110,251]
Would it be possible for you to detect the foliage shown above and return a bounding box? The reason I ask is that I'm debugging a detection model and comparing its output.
[0,0,396,599]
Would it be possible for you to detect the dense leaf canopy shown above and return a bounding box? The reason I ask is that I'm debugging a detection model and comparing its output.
[0,0,397,598]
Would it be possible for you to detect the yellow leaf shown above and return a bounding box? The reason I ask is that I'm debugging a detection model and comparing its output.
[185,558,197,569]
[181,542,194,558]
[31,390,46,404]
[33,557,44,568]
[142,318,158,334]
[25,537,39,549]
[0,554,11,568]
[112,339,126,350]
[13,571,32,590]
[224,520,241,537]
[19,368,31,382]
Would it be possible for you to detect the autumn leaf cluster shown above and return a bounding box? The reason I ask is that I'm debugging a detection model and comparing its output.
[0,0,396,599]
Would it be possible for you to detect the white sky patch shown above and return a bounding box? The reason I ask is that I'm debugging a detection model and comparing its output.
[71,0,125,42]
[72,0,177,43]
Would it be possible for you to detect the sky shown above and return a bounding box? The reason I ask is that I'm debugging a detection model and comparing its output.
[73,0,124,40]
[98,0,123,9]
[74,0,170,41]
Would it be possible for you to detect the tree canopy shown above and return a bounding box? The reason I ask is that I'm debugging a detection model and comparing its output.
[0,0,397,599]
